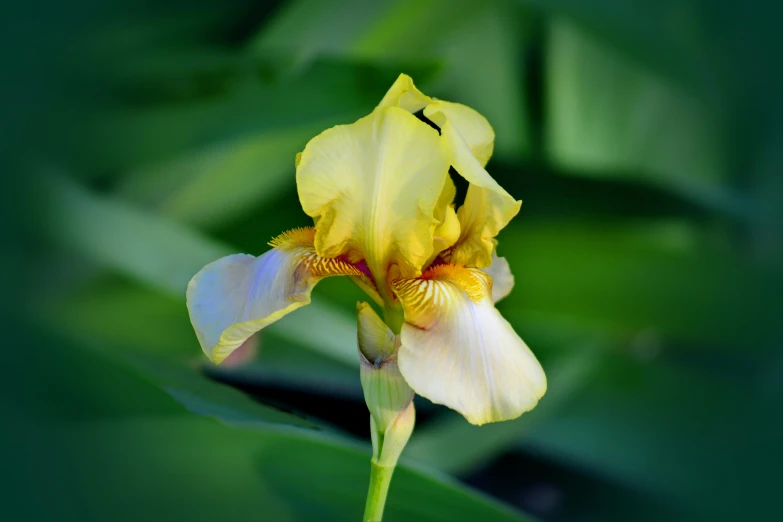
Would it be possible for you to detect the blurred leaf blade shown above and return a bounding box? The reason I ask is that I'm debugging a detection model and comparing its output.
[120,124,321,229]
[26,416,536,522]
[545,18,744,213]
[499,220,779,349]
[519,0,712,88]
[43,173,359,367]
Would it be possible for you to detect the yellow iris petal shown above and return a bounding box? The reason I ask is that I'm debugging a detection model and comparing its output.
[378,74,521,268]
[424,100,495,167]
[186,228,363,364]
[440,120,521,267]
[296,106,452,295]
[430,175,461,260]
[392,265,546,426]
[377,73,432,112]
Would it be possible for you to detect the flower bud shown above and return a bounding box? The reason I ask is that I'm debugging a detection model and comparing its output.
[356,302,414,435]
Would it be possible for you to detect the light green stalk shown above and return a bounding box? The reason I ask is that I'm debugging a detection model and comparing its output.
[357,301,415,521]
[363,456,394,521]
[363,405,415,521]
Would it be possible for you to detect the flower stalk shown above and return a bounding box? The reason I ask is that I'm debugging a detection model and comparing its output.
[357,302,415,521]
[363,403,415,521]
[364,460,394,522]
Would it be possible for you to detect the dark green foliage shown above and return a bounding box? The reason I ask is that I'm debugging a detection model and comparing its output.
[3,0,780,520]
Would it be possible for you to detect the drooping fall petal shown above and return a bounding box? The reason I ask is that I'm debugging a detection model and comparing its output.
[392,265,546,425]
[186,228,363,364]
[296,106,452,293]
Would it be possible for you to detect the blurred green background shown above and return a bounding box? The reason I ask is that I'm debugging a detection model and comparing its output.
[3,0,782,521]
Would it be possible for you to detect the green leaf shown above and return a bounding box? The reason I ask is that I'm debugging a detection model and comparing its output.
[130,355,324,430]
[545,19,741,212]
[39,288,328,430]
[250,0,391,62]
[120,125,321,229]
[498,220,779,349]
[43,173,359,366]
[521,351,780,520]
[518,0,710,87]
[25,416,534,522]
[44,277,363,394]
[83,59,392,174]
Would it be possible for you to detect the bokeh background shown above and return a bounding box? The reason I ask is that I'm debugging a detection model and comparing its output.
[3,0,782,521]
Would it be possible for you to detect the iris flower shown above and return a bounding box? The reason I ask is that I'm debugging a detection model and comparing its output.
[186,74,546,426]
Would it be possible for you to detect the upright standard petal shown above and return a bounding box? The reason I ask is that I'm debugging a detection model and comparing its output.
[392,265,546,425]
[376,73,431,113]
[430,175,461,260]
[438,120,521,268]
[296,106,452,295]
[186,228,363,364]
[378,75,521,269]
[424,101,495,167]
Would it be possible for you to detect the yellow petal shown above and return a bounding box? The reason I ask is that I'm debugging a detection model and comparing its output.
[440,120,521,267]
[480,250,515,303]
[431,175,461,258]
[296,106,451,296]
[377,73,432,112]
[424,100,495,167]
[392,265,546,425]
[186,228,363,364]
[432,204,461,257]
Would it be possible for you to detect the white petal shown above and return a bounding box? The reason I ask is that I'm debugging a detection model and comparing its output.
[393,265,545,425]
[187,230,362,364]
[480,251,515,303]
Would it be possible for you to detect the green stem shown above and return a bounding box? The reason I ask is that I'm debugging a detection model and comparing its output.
[363,460,395,522]
[382,304,404,335]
